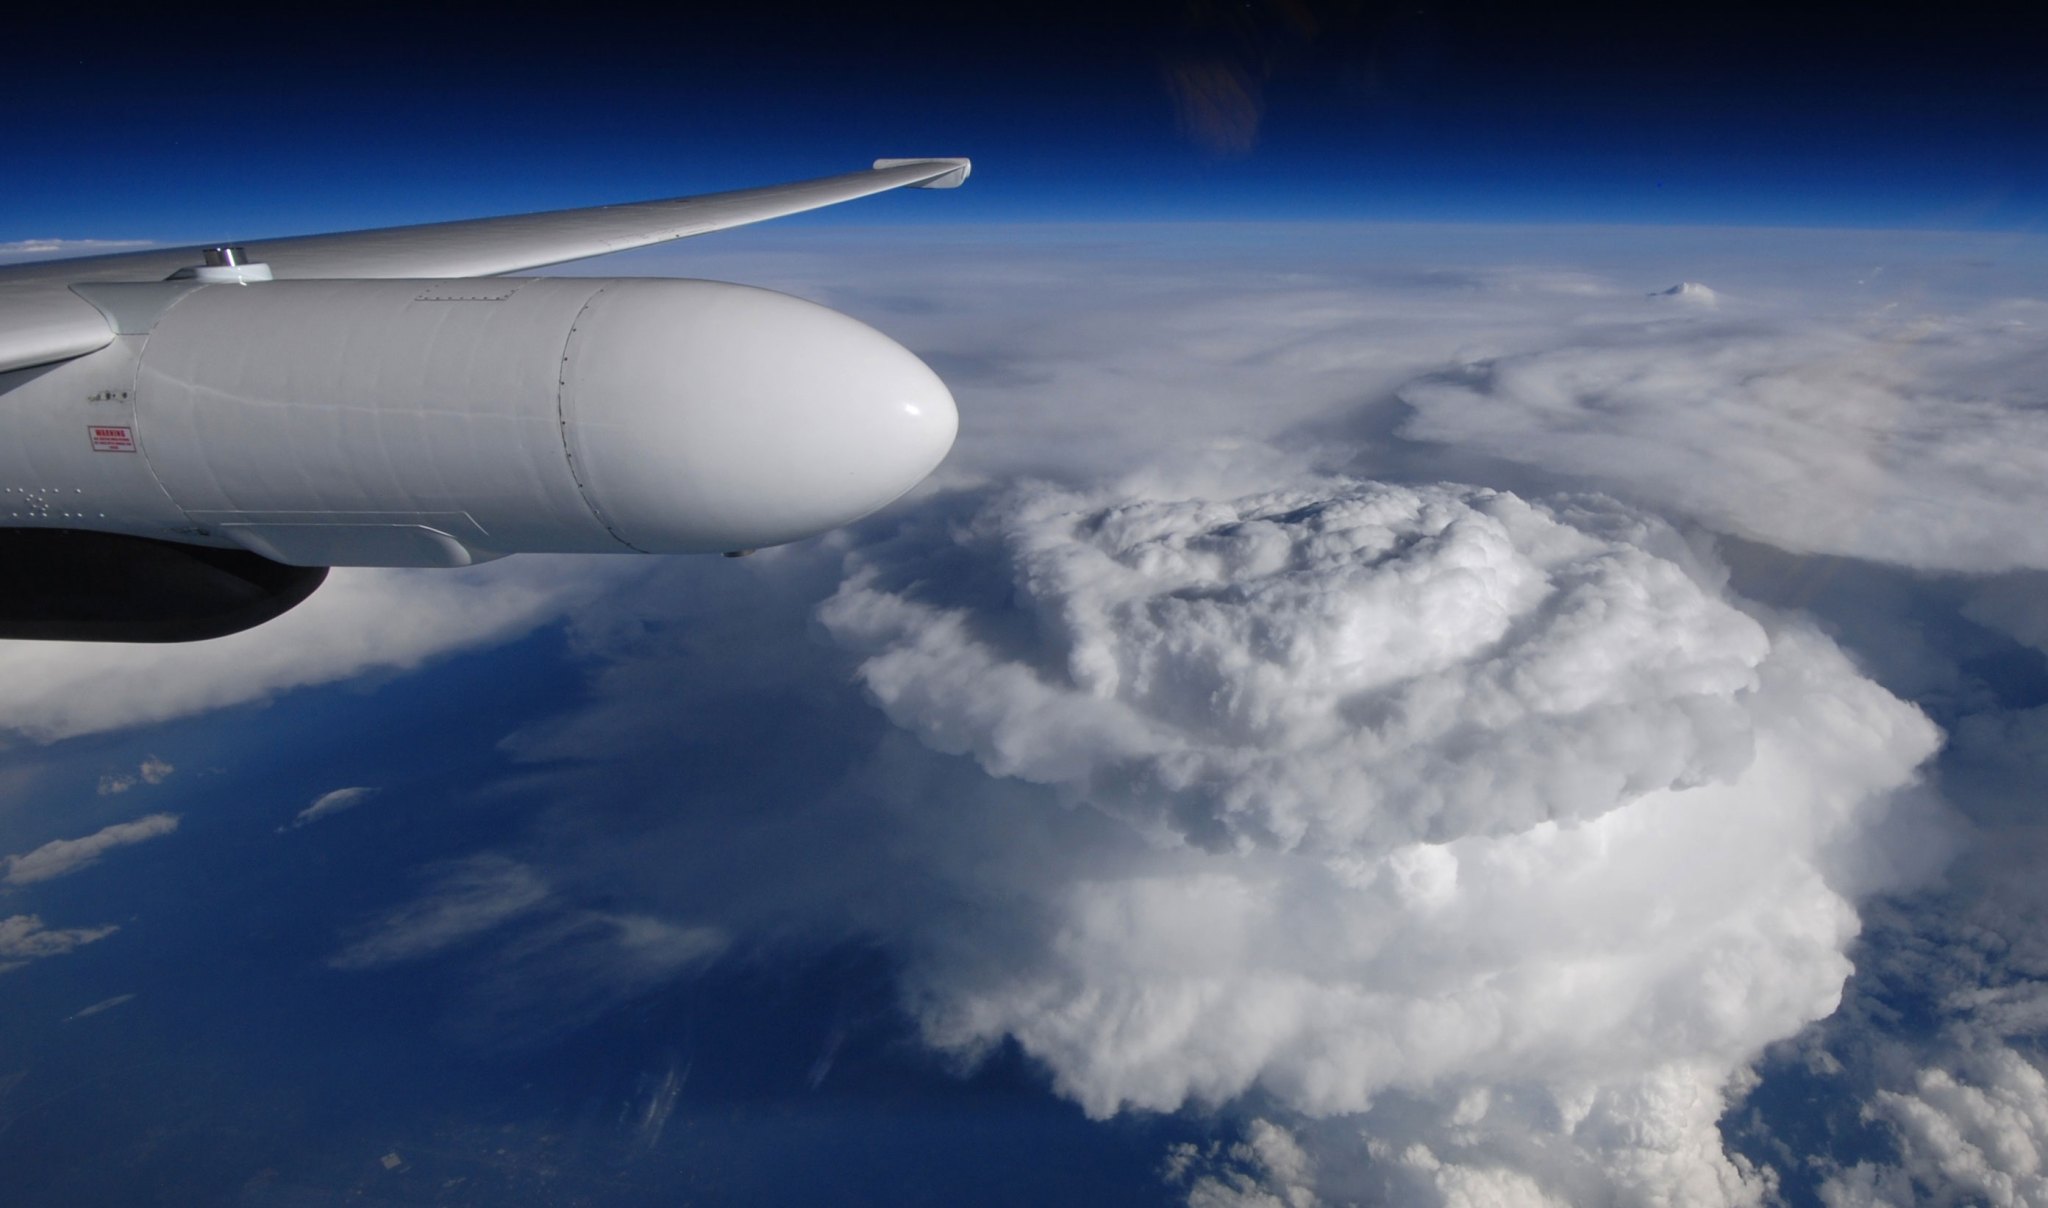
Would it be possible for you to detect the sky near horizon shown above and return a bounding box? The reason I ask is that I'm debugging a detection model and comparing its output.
[6,1,2048,237]
[7,3,2048,1206]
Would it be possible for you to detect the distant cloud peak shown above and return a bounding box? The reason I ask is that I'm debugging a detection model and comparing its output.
[1651,280,1719,305]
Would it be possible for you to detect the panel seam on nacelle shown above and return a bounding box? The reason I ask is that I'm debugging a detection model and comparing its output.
[556,284,647,553]
[123,318,216,541]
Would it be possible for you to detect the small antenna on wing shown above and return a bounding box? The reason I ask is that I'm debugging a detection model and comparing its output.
[167,246,274,284]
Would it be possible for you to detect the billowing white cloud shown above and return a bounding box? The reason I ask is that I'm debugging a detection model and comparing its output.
[3,813,179,885]
[0,914,118,973]
[0,558,627,742]
[1166,1119,1322,1208]
[809,473,1941,1200]
[825,480,1772,855]
[1364,1134,1583,1208]
[1779,739,2048,1208]
[1830,1043,2048,1207]
[282,785,378,831]
[1308,1060,1778,1206]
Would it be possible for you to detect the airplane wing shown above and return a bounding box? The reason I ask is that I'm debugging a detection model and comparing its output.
[0,157,970,374]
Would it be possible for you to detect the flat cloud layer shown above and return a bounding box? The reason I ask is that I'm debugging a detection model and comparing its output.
[0,238,151,261]
[666,226,2048,581]
[0,558,626,742]
[1398,300,2048,573]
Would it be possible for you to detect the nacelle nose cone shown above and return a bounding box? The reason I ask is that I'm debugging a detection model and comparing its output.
[560,280,957,553]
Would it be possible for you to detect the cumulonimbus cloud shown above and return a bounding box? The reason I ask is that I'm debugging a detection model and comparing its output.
[826,480,1774,855]
[818,474,1943,1196]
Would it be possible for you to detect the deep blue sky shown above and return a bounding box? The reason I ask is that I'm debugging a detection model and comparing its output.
[7,0,2048,238]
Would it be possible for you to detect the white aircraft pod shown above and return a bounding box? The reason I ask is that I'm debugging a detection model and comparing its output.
[130,278,958,564]
[562,281,959,554]
[0,158,971,641]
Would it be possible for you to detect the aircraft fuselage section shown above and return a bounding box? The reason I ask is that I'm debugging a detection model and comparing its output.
[0,276,958,572]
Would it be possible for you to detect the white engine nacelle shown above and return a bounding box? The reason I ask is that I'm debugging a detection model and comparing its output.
[49,276,957,566]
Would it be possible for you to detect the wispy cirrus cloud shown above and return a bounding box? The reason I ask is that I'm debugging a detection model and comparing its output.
[328,852,726,1046]
[63,993,136,1023]
[327,854,551,970]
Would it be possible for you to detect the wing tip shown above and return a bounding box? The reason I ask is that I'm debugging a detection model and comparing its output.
[872,158,972,188]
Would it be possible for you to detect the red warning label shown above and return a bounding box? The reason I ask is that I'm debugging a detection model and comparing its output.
[89,425,136,453]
